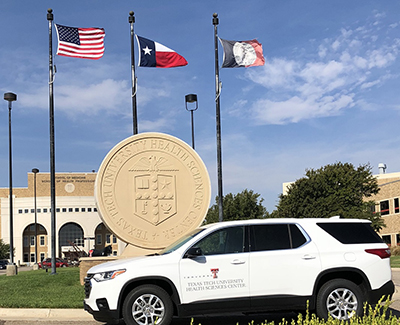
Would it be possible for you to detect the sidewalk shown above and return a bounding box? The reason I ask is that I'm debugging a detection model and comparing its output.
[0,308,100,322]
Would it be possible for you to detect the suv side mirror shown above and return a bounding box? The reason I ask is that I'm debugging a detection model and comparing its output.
[185,247,203,258]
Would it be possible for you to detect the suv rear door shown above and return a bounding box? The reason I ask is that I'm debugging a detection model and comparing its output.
[248,223,321,310]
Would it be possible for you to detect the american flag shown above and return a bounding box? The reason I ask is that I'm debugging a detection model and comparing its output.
[55,24,105,60]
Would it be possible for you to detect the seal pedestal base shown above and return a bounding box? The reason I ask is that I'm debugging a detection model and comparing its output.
[79,256,119,285]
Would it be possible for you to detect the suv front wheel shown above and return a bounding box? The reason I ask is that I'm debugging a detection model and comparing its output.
[122,284,173,325]
[316,279,364,320]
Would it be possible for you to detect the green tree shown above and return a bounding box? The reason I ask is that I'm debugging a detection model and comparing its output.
[273,162,384,231]
[205,189,269,224]
[0,239,11,260]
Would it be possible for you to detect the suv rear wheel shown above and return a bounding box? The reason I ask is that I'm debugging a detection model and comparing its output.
[122,284,173,325]
[316,279,364,320]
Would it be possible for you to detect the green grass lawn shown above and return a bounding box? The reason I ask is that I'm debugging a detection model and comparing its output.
[391,255,400,268]
[0,267,84,308]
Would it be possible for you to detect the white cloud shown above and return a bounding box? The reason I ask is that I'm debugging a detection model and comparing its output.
[245,16,400,125]
[250,94,354,125]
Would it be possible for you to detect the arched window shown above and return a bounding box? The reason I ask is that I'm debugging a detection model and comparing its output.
[59,223,84,247]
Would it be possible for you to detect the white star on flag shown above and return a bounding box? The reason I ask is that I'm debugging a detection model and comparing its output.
[143,46,152,55]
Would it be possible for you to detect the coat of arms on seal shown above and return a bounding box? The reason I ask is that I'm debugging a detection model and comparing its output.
[131,155,178,225]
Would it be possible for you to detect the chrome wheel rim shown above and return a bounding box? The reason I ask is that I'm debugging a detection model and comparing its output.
[132,293,165,325]
[326,288,358,320]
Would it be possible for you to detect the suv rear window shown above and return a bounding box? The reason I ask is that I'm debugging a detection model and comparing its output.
[317,222,383,244]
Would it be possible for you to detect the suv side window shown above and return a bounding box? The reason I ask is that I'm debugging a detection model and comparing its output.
[250,224,307,251]
[317,222,383,244]
[194,226,245,255]
[289,224,307,248]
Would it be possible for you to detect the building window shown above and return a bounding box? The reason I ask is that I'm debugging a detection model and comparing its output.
[75,208,79,212]
[30,225,35,231]
[18,209,23,214]
[30,253,35,263]
[30,236,35,246]
[31,209,34,213]
[88,208,92,212]
[94,208,97,212]
[380,200,390,216]
[69,208,73,212]
[43,208,48,213]
[56,208,60,212]
[37,208,41,213]
[382,235,391,245]
[62,208,67,212]
[113,236,117,244]
[23,236,28,247]
[106,234,111,244]
[81,208,86,212]
[40,236,45,246]
[23,253,28,263]
[395,198,399,214]
[40,253,45,262]
[113,251,117,256]
[59,223,84,247]
[96,234,102,245]
[24,209,29,213]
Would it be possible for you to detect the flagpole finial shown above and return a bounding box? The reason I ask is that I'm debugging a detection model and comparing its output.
[47,8,53,21]
[213,13,219,26]
[129,11,135,24]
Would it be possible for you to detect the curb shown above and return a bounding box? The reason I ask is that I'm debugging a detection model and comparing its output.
[0,308,94,321]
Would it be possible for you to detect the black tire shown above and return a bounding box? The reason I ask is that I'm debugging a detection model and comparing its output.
[316,279,364,320]
[122,284,173,325]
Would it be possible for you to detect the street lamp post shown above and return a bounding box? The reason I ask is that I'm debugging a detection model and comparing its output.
[32,168,39,267]
[185,94,198,150]
[4,92,17,275]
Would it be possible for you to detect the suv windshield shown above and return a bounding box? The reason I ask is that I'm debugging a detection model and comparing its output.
[159,228,205,255]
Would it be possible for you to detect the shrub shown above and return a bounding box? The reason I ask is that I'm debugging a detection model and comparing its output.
[391,246,400,256]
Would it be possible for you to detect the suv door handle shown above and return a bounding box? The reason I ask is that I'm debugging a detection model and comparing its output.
[231,259,245,265]
[302,254,316,260]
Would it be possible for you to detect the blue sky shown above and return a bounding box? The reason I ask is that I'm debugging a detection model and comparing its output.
[1,1,400,212]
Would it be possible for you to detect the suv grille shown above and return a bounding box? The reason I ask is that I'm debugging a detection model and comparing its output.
[84,274,94,298]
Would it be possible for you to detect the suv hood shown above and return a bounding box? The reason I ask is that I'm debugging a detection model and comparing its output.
[87,254,168,274]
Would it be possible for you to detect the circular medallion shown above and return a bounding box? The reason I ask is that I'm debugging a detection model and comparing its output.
[233,42,256,66]
[95,132,211,249]
[64,183,75,193]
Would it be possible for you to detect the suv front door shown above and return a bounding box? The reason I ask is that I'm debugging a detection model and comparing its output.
[179,225,250,313]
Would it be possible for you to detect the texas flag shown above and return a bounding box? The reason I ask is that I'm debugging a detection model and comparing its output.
[136,35,188,68]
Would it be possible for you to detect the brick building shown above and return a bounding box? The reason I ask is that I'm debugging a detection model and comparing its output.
[373,170,400,246]
[0,172,123,265]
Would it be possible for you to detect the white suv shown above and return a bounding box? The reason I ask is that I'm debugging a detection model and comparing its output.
[84,218,394,325]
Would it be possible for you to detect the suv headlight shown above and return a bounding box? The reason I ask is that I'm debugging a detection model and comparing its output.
[92,269,126,282]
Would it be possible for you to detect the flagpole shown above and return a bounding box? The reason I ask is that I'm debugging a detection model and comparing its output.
[47,8,57,275]
[213,13,224,222]
[129,11,138,135]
